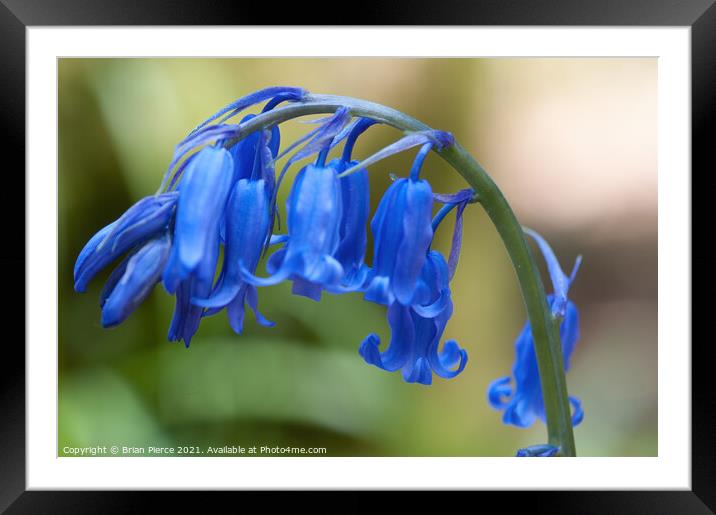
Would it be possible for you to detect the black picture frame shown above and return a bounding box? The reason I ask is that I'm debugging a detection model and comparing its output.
[1,0,710,511]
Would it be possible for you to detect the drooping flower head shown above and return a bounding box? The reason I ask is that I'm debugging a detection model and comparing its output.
[488,229,583,428]
[74,88,480,387]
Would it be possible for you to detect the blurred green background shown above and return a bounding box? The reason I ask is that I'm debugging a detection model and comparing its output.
[58,58,657,457]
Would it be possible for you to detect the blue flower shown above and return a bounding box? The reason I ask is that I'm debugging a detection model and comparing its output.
[331,158,370,288]
[100,235,171,327]
[189,126,279,334]
[241,162,345,301]
[488,229,583,428]
[359,251,468,385]
[162,145,234,295]
[261,116,375,299]
[266,156,371,300]
[192,178,275,333]
[363,175,434,306]
[74,192,178,292]
[324,119,378,290]
[161,145,234,346]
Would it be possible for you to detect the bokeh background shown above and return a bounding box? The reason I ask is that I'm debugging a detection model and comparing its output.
[58,58,657,457]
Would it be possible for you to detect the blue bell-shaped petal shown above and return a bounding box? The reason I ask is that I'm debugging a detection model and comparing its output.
[101,234,171,327]
[192,178,274,333]
[241,163,344,300]
[359,251,467,385]
[74,192,178,292]
[487,296,583,428]
[271,156,370,297]
[162,145,234,294]
[364,177,434,306]
[331,158,370,288]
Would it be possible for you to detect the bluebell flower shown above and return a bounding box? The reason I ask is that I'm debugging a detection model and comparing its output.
[188,126,279,333]
[358,178,472,385]
[362,144,435,306]
[162,145,234,294]
[74,191,178,292]
[100,235,171,327]
[327,118,376,289]
[241,162,345,301]
[331,157,370,289]
[192,178,275,333]
[263,116,374,299]
[160,145,235,346]
[263,156,371,301]
[359,250,468,385]
[215,121,281,247]
[488,229,583,428]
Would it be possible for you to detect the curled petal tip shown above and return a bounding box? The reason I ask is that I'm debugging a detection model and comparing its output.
[569,396,584,426]
[487,376,513,409]
[358,334,383,368]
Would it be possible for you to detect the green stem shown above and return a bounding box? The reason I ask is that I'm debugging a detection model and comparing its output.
[215,93,576,456]
[438,143,576,457]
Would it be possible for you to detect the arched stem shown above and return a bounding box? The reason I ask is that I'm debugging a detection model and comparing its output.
[211,92,576,456]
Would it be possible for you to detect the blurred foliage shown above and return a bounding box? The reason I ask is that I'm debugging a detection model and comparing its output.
[58,58,657,457]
